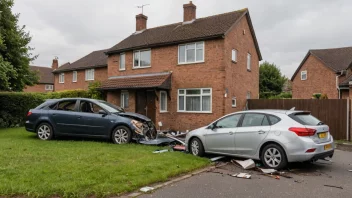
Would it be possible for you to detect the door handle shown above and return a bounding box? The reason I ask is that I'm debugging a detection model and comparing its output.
[229,131,234,135]
[258,130,266,134]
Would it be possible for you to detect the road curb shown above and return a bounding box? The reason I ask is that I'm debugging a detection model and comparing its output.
[120,165,214,198]
[336,143,352,152]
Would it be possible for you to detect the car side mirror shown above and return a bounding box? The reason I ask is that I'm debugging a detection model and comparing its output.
[98,110,107,116]
[209,123,217,130]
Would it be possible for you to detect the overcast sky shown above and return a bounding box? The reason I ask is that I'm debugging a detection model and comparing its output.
[13,0,352,78]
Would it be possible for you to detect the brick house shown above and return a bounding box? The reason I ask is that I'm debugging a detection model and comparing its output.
[101,1,262,131]
[52,49,108,91]
[24,65,54,92]
[291,47,352,99]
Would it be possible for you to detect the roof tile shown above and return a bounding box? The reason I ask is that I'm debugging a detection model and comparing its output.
[29,66,54,84]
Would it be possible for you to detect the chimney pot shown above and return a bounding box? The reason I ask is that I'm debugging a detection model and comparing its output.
[51,59,58,70]
[136,14,148,31]
[183,1,196,22]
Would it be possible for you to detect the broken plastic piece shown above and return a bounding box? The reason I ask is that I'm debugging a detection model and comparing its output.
[232,173,251,179]
[140,186,155,192]
[260,168,277,174]
[234,159,255,170]
[324,185,343,189]
[153,149,169,154]
[275,176,280,180]
[173,145,186,151]
[348,170,352,172]
[210,156,225,162]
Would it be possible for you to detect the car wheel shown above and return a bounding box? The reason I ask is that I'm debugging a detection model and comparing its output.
[189,138,205,157]
[36,123,54,141]
[112,126,132,144]
[261,144,287,170]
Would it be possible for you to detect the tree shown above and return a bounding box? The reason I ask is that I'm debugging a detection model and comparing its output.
[0,0,38,91]
[259,61,286,98]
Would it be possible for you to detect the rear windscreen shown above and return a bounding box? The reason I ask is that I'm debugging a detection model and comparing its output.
[290,113,322,125]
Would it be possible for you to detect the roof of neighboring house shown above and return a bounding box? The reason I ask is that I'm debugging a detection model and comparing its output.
[291,46,352,81]
[106,9,262,60]
[100,72,172,90]
[30,66,54,84]
[339,75,352,86]
[53,49,108,73]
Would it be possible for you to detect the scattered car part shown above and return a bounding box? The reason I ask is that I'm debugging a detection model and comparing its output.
[140,186,155,192]
[153,149,169,154]
[139,137,175,146]
[210,156,225,162]
[173,145,186,151]
[324,185,343,189]
[234,159,256,170]
[259,168,277,174]
[232,173,251,179]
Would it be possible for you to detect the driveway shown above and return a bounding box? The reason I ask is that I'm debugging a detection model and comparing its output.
[140,150,352,198]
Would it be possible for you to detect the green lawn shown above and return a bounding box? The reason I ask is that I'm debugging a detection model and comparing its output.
[0,128,210,197]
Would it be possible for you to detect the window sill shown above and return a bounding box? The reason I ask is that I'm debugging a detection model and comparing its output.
[85,79,94,81]
[59,82,64,84]
[232,106,237,108]
[177,111,212,114]
[119,69,126,71]
[132,66,151,69]
[160,111,169,113]
[72,81,77,83]
[177,61,205,66]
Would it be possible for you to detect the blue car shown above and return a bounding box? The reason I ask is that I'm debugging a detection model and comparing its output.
[25,98,157,144]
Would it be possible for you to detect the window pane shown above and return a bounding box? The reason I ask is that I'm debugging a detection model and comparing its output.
[179,96,184,110]
[179,45,186,63]
[134,51,140,67]
[196,42,203,49]
[186,89,201,95]
[247,53,251,70]
[120,54,125,69]
[179,90,185,94]
[160,92,166,111]
[202,89,211,94]
[186,43,195,50]
[196,49,203,61]
[202,96,211,111]
[242,114,266,127]
[124,93,129,108]
[186,96,201,111]
[217,114,241,128]
[269,115,280,125]
[186,49,195,62]
[140,50,151,66]
[262,116,270,126]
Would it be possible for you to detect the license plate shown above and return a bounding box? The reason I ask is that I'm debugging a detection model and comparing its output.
[324,144,332,150]
[318,132,327,139]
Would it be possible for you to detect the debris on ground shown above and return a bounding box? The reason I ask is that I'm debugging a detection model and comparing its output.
[275,175,280,180]
[348,170,352,172]
[259,168,277,174]
[232,173,251,179]
[172,145,186,151]
[294,180,303,183]
[139,138,175,145]
[210,156,225,162]
[153,149,169,154]
[140,186,155,192]
[233,159,256,170]
[323,185,343,189]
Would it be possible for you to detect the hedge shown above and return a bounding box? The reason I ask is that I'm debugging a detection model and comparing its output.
[0,89,103,128]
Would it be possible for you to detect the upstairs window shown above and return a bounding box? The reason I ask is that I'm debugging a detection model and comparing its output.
[232,49,237,62]
[59,73,64,83]
[178,42,204,64]
[85,69,94,81]
[301,71,307,80]
[120,53,125,70]
[72,71,77,82]
[134,49,151,68]
[45,85,53,90]
[247,53,251,71]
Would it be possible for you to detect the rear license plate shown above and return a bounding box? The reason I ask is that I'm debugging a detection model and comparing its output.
[318,132,327,139]
[324,144,332,150]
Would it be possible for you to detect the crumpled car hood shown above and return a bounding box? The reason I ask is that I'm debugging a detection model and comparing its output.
[117,112,151,122]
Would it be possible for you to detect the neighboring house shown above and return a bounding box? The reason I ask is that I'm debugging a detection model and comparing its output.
[291,47,352,99]
[101,1,262,131]
[52,49,108,91]
[24,62,55,92]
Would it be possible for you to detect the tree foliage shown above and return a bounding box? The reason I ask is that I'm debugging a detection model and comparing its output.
[259,61,287,98]
[0,0,38,91]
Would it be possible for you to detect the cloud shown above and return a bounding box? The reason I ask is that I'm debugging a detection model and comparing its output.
[13,0,352,77]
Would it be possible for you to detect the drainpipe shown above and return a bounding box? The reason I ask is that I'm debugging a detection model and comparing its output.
[336,71,344,99]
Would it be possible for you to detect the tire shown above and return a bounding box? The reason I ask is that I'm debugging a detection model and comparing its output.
[36,122,54,141]
[112,126,132,144]
[261,144,287,170]
[189,138,205,157]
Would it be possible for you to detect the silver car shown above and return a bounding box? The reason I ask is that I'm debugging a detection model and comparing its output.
[185,110,334,169]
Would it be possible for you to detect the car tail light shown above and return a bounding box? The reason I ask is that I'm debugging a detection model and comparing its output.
[27,110,32,117]
[305,148,316,153]
[289,127,316,136]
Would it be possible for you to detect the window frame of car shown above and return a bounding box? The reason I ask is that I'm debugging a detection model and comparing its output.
[77,99,110,115]
[49,99,79,112]
[237,113,280,127]
[207,113,244,130]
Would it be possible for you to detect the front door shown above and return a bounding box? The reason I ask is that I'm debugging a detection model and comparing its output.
[135,90,156,123]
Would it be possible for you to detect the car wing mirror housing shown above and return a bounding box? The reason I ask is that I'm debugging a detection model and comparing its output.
[98,110,108,116]
[208,123,217,130]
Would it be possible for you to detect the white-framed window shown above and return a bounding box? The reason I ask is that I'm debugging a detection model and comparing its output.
[232,49,237,62]
[45,84,53,90]
[59,73,64,83]
[72,71,77,82]
[232,97,237,107]
[160,91,167,112]
[120,53,125,70]
[247,53,251,71]
[85,69,94,81]
[133,49,151,68]
[301,70,307,80]
[246,91,251,99]
[121,91,129,108]
[178,88,212,113]
[178,41,204,64]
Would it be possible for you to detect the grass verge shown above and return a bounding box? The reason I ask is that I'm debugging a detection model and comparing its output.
[0,128,210,197]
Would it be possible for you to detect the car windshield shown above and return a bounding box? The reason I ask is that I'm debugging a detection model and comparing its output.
[97,101,124,113]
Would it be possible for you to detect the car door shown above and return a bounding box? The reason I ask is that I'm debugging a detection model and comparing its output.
[234,113,271,156]
[205,114,242,154]
[77,100,112,136]
[48,99,79,134]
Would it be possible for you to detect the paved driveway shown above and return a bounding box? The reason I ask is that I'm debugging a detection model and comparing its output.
[140,150,352,198]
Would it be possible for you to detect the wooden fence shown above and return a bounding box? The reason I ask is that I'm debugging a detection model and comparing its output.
[247,99,349,140]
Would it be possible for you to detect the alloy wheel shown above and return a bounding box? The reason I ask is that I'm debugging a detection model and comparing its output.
[264,147,282,168]
[114,129,129,144]
[37,125,51,140]
[191,140,199,155]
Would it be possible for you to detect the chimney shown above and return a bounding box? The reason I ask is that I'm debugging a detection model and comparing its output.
[136,14,148,31]
[183,1,196,22]
[51,58,58,70]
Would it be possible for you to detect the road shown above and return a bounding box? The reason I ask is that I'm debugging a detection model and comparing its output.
[140,150,352,198]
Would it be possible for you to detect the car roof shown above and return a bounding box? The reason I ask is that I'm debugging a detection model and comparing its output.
[241,109,307,115]
[55,98,101,102]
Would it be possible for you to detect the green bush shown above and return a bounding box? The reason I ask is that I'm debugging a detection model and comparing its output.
[0,88,104,128]
[268,92,292,99]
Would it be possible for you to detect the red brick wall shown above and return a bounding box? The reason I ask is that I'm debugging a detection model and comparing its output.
[23,84,53,93]
[54,67,107,91]
[223,15,260,115]
[292,55,338,99]
[341,90,349,99]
